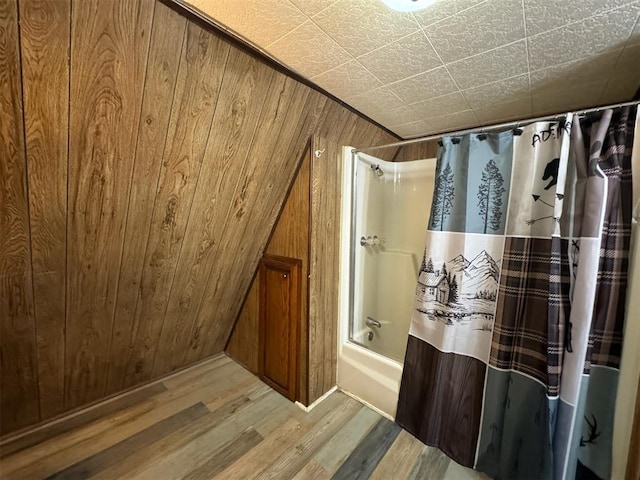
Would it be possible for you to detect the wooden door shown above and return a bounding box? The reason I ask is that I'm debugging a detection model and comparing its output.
[259,255,301,401]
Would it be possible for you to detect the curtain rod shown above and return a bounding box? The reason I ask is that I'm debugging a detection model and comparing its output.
[354,99,640,154]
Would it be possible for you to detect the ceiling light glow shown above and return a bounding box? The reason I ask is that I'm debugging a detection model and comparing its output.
[379,0,438,12]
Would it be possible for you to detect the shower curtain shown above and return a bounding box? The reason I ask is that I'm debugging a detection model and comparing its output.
[396,105,637,480]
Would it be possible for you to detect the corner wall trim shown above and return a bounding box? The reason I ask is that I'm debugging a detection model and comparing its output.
[338,387,395,422]
[295,386,338,413]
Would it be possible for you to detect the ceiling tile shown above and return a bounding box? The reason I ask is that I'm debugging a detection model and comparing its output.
[424,0,525,63]
[311,0,420,57]
[425,110,479,132]
[524,0,638,36]
[367,104,422,126]
[312,60,383,99]
[462,74,530,109]
[527,3,640,71]
[475,97,533,123]
[629,15,640,45]
[190,0,307,47]
[288,0,338,17]
[357,31,442,84]
[412,0,460,27]
[532,81,607,114]
[268,21,352,77]
[447,41,529,90]
[388,66,458,103]
[349,86,405,114]
[529,50,621,92]
[411,92,472,119]
[390,120,433,138]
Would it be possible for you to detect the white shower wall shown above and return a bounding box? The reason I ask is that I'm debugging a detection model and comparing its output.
[353,153,434,361]
[338,147,435,418]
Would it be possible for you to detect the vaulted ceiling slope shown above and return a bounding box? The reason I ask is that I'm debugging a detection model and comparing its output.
[181,0,640,139]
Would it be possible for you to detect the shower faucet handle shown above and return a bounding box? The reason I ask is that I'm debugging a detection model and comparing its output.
[359,235,385,246]
[366,316,382,328]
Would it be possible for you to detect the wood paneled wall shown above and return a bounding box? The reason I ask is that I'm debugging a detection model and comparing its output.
[0,0,397,435]
[227,147,312,403]
[395,140,439,162]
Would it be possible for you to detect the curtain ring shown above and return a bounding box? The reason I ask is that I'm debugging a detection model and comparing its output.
[477,126,487,141]
[512,122,523,136]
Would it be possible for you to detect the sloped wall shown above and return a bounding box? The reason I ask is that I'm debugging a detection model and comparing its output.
[0,0,397,435]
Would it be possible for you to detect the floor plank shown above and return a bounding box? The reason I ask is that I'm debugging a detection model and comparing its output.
[407,445,451,480]
[331,418,402,480]
[370,430,424,480]
[0,382,167,458]
[314,406,379,474]
[45,403,209,480]
[181,428,263,480]
[0,355,486,480]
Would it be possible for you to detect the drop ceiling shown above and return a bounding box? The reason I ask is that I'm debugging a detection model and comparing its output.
[180,0,640,139]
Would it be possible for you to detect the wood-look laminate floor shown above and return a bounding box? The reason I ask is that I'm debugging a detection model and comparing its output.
[0,355,488,480]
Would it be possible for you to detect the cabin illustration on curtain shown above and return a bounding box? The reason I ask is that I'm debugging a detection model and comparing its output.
[417,271,449,303]
[415,247,500,331]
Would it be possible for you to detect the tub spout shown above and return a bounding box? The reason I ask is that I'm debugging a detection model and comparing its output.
[366,316,381,328]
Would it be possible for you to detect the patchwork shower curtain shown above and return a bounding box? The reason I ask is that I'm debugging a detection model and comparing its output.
[396,106,637,480]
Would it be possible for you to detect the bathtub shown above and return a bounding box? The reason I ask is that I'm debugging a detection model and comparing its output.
[337,147,435,418]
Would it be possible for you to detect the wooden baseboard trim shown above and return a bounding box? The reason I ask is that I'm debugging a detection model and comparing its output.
[295,386,338,413]
[0,353,227,447]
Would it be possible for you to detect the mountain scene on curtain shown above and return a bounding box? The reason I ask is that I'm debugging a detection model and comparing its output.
[416,249,501,331]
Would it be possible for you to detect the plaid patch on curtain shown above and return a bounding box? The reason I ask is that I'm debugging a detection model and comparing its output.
[589,107,635,370]
[490,236,570,395]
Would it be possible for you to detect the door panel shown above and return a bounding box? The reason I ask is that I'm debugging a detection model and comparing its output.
[259,255,301,400]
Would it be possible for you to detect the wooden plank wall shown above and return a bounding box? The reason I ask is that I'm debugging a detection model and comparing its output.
[395,140,439,161]
[0,0,397,435]
[227,147,312,403]
[227,131,398,405]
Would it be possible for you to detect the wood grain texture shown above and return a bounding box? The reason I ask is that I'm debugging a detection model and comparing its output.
[181,427,263,480]
[226,276,260,373]
[331,417,402,480]
[308,134,341,402]
[18,0,70,420]
[259,255,301,401]
[227,147,311,402]
[1,0,399,435]
[407,444,450,480]
[0,357,485,480]
[132,19,230,382]
[161,46,274,371]
[396,140,438,162]
[225,100,398,405]
[314,406,379,474]
[396,336,486,468]
[0,0,40,435]
[64,0,155,408]
[45,402,209,480]
[269,149,311,404]
[0,382,167,459]
[370,430,425,480]
[195,76,313,356]
[104,2,187,396]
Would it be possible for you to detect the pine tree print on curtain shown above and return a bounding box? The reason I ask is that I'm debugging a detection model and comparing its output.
[398,131,514,466]
[477,159,506,234]
[396,107,637,479]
